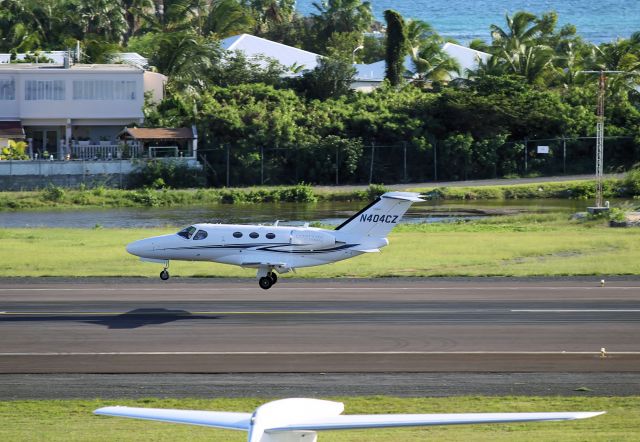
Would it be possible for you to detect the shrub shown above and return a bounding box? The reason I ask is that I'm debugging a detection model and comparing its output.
[130,188,160,207]
[130,160,205,189]
[623,163,640,197]
[277,184,317,202]
[41,185,65,202]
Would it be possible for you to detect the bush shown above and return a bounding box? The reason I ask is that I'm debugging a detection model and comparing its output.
[130,188,161,207]
[623,163,640,197]
[277,184,317,202]
[130,160,205,189]
[41,185,65,202]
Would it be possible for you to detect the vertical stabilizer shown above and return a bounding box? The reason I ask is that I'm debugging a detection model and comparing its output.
[335,192,424,237]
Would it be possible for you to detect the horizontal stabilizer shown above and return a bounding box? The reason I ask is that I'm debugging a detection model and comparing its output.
[94,406,251,431]
[267,411,606,432]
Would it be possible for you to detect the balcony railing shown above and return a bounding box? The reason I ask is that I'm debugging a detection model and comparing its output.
[70,142,142,160]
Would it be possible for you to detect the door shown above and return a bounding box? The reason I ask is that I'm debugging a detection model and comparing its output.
[29,129,59,158]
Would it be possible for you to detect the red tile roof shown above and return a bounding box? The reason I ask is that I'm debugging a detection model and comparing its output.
[121,127,194,140]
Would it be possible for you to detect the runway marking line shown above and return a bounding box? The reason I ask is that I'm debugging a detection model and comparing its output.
[1,286,640,292]
[2,309,639,316]
[1,351,639,356]
[512,309,640,313]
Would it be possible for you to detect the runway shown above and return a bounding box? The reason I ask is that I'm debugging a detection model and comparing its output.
[1,277,639,373]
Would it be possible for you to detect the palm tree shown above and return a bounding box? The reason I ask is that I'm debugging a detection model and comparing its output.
[490,11,543,52]
[410,39,460,83]
[311,0,372,41]
[487,12,555,84]
[203,0,255,38]
[75,0,128,43]
[405,19,434,61]
[121,0,155,44]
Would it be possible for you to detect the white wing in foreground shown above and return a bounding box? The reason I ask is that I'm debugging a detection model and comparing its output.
[94,406,251,431]
[94,400,605,442]
[266,411,606,432]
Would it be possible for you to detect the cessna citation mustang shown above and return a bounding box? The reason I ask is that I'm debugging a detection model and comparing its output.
[126,191,423,289]
[95,398,604,442]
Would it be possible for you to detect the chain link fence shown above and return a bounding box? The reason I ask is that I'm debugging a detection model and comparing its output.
[199,136,638,187]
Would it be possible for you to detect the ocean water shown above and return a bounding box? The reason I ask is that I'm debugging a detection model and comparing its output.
[295,0,639,43]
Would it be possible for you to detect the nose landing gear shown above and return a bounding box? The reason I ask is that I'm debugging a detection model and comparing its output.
[159,261,170,281]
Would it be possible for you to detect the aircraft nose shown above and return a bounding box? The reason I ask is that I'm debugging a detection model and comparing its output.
[126,239,153,257]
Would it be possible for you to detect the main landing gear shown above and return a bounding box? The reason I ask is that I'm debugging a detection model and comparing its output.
[258,272,278,290]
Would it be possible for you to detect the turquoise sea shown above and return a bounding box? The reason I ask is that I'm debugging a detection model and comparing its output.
[295,0,639,43]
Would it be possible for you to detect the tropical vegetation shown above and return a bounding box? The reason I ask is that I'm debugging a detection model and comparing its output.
[1,1,639,186]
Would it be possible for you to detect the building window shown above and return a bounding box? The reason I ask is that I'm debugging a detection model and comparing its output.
[25,80,65,100]
[72,80,136,100]
[0,79,15,100]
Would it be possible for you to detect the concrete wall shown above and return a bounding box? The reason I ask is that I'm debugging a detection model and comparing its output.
[0,158,201,190]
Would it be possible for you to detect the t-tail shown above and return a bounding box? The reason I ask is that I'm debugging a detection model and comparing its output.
[335,191,424,238]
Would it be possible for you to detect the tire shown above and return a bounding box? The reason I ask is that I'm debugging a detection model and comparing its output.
[259,276,272,290]
[160,269,169,281]
[269,272,278,285]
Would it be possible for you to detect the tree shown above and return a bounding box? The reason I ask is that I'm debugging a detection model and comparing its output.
[384,9,407,86]
[294,56,356,100]
[311,0,372,52]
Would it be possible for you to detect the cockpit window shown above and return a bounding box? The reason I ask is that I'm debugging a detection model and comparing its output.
[177,226,197,239]
[193,230,208,240]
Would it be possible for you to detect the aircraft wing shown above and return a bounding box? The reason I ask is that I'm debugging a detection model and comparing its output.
[266,411,605,432]
[94,406,251,431]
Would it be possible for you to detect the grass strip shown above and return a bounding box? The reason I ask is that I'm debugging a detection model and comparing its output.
[1,216,639,277]
[0,178,637,211]
[0,396,636,441]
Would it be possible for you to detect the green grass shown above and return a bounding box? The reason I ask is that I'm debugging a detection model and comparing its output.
[0,396,635,441]
[409,178,627,200]
[1,215,639,277]
[0,178,637,211]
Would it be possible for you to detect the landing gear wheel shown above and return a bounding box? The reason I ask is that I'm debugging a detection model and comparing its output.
[269,272,278,285]
[259,276,273,290]
[160,269,170,281]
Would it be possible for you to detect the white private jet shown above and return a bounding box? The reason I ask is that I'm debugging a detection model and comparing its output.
[126,191,424,289]
[94,397,604,442]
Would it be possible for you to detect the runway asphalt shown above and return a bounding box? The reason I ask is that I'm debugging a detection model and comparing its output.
[1,277,639,374]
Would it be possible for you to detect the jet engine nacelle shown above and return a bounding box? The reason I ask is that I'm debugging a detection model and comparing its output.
[290,230,336,249]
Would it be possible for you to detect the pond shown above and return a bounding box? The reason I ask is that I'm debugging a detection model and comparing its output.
[0,198,630,229]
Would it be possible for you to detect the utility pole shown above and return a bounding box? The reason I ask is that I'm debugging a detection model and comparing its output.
[581,70,624,213]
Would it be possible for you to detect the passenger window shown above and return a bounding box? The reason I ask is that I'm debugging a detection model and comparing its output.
[266,233,275,239]
[233,232,243,238]
[177,226,197,239]
[193,230,208,240]
[249,232,259,239]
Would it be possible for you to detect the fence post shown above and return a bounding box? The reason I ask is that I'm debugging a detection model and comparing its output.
[524,138,528,174]
[369,141,375,184]
[260,146,264,185]
[562,136,566,175]
[433,140,437,182]
[335,145,339,186]
[226,144,230,187]
[402,141,407,183]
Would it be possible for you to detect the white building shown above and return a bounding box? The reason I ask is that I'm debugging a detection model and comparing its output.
[220,34,490,92]
[0,63,166,159]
